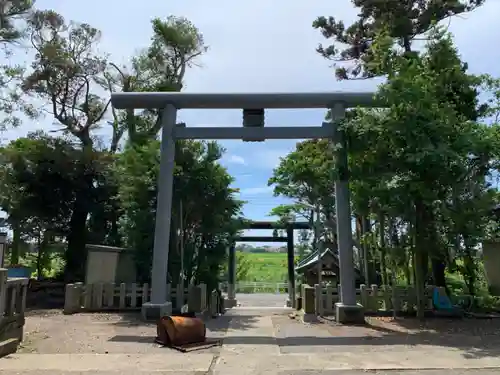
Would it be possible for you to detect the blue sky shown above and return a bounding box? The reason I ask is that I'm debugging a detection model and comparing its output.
[2,0,500,245]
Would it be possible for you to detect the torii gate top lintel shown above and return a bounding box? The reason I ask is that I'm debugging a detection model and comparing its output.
[244,220,311,230]
[111,91,378,110]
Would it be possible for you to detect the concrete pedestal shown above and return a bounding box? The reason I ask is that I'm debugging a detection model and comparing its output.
[227,283,235,299]
[335,302,364,324]
[302,312,319,323]
[141,301,172,321]
[224,298,237,308]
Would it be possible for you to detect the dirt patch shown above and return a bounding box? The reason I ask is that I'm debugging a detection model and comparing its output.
[366,316,500,336]
[271,313,500,358]
[19,309,223,355]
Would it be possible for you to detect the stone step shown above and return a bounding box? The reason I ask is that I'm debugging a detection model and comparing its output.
[2,350,500,373]
[0,338,19,358]
[1,371,205,375]
[0,353,215,372]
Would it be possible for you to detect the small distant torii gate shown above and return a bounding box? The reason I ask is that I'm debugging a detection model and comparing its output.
[111,91,380,323]
[225,220,311,308]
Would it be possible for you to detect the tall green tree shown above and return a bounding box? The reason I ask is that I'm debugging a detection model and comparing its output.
[271,28,497,316]
[313,0,489,292]
[268,140,335,246]
[103,16,207,148]
[0,133,93,269]
[313,0,485,79]
[347,31,498,312]
[0,0,37,129]
[22,10,110,280]
[115,140,243,290]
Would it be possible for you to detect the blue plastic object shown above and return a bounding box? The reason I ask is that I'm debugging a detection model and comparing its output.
[432,288,454,311]
[7,266,31,278]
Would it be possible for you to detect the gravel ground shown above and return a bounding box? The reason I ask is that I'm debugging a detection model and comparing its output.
[16,292,277,354]
[19,309,227,354]
[9,307,500,373]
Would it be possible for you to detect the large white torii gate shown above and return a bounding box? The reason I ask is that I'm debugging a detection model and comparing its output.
[110,91,378,323]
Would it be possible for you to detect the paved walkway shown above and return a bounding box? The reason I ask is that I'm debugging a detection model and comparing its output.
[2,296,500,374]
[235,293,288,307]
[214,307,500,374]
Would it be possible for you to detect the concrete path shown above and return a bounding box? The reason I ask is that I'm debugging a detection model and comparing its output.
[213,306,500,375]
[2,302,500,374]
[235,293,288,307]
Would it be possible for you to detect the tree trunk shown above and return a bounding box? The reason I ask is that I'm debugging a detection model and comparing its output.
[64,134,95,282]
[404,250,412,286]
[10,221,21,265]
[378,213,388,286]
[361,216,370,284]
[414,198,430,319]
[355,216,360,252]
[36,231,50,281]
[64,174,93,282]
[355,215,364,274]
[108,204,121,246]
[463,243,476,296]
[431,258,447,287]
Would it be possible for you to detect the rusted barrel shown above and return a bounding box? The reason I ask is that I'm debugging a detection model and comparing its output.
[156,316,206,347]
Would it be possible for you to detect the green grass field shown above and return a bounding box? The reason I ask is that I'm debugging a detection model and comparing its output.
[239,252,291,283]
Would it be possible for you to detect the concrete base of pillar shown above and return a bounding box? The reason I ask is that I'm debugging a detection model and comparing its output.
[227,284,235,299]
[141,301,172,321]
[224,298,237,308]
[301,312,319,323]
[335,302,365,324]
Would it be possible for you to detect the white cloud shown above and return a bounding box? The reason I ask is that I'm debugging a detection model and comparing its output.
[238,186,273,195]
[225,154,246,165]
[256,149,288,169]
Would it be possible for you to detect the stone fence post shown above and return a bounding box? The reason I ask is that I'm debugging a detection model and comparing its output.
[0,268,7,319]
[63,283,83,315]
[188,284,202,313]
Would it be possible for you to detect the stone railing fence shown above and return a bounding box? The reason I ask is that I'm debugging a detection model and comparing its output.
[300,283,437,316]
[63,282,223,317]
[0,268,29,357]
